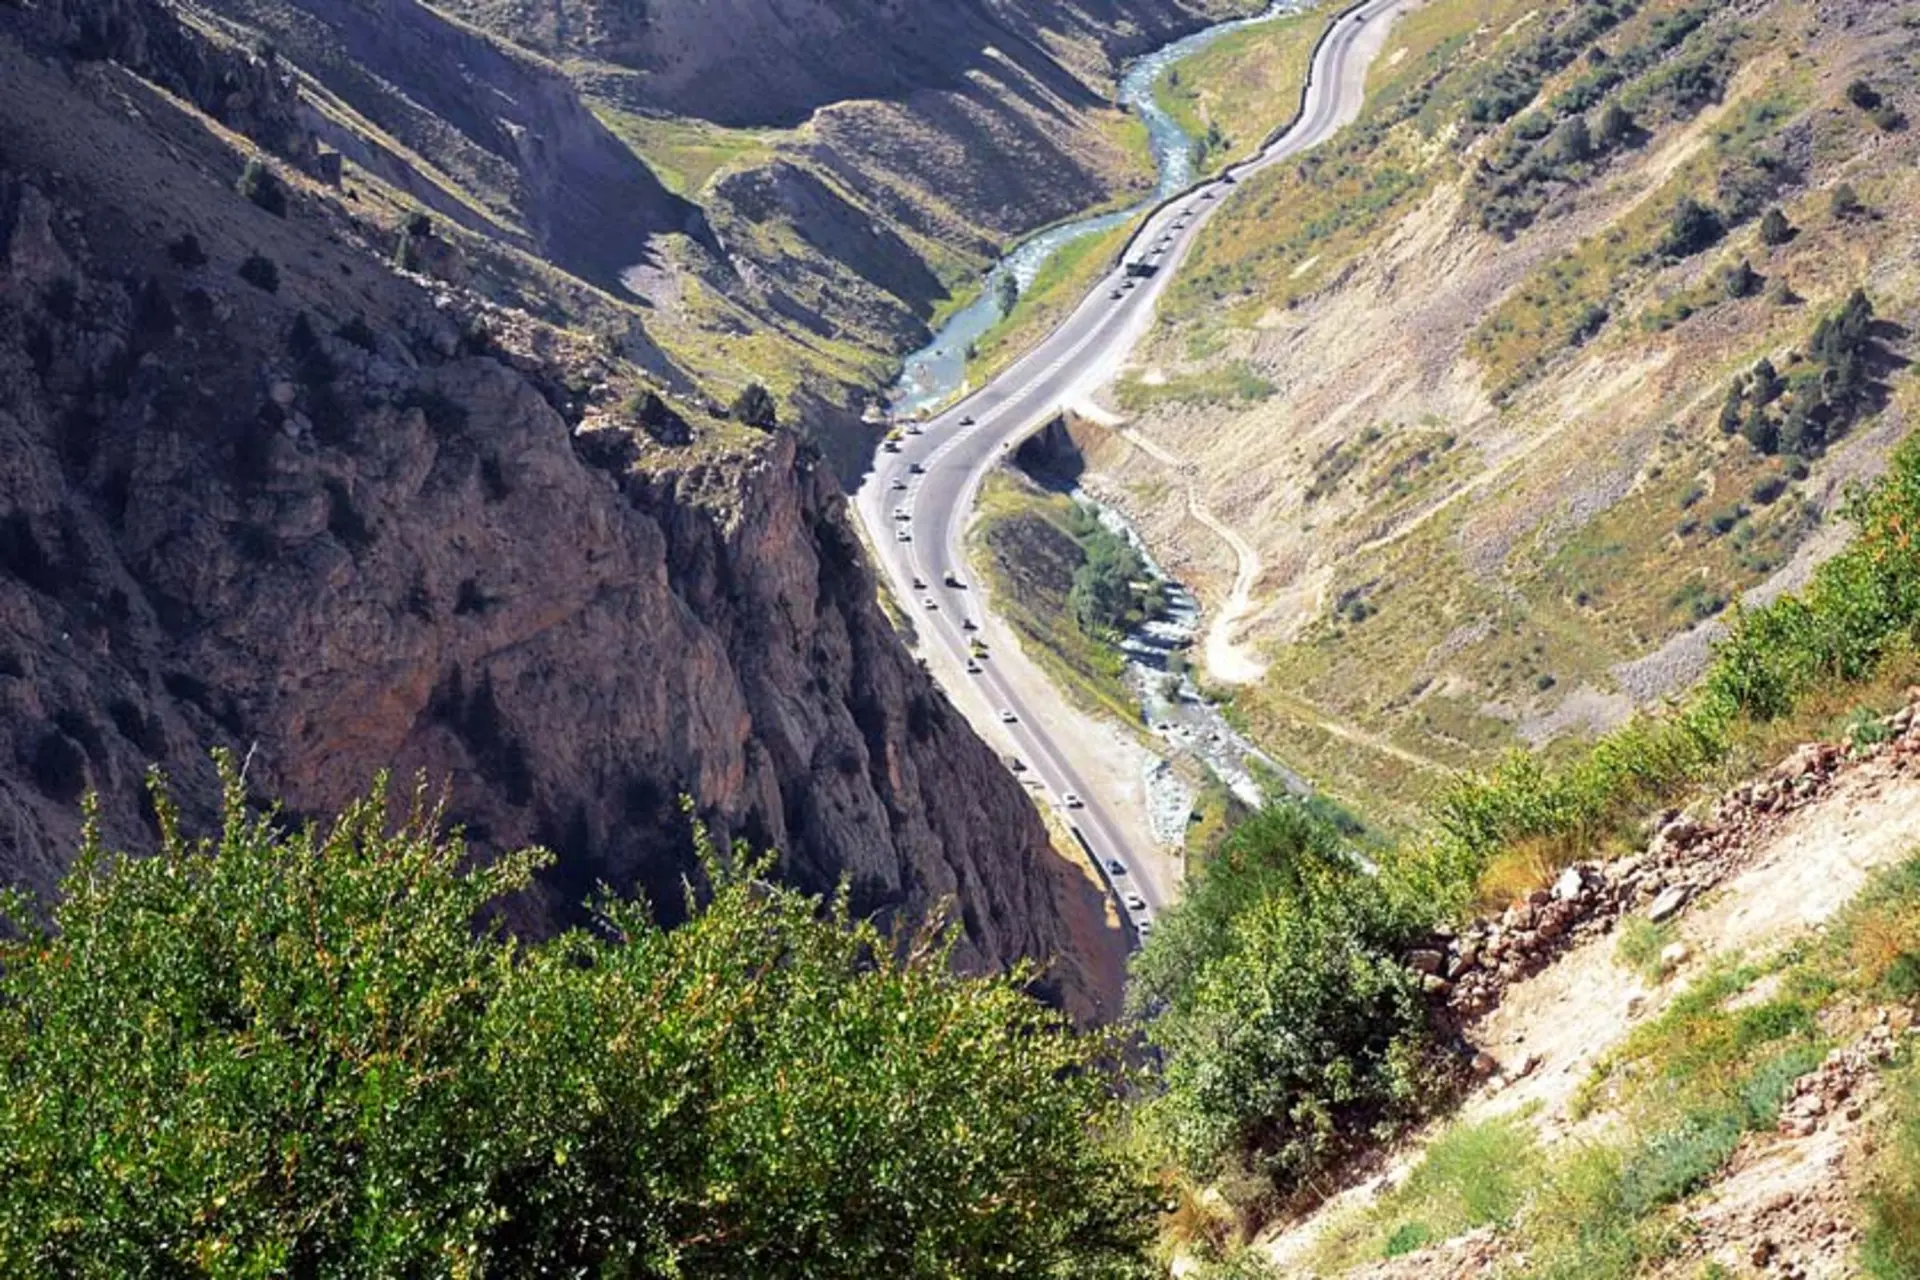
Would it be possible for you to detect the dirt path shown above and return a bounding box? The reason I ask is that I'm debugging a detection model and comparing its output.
[1106,422,1268,684]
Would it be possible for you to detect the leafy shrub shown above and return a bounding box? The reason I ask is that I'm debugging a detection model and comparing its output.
[1722,258,1760,299]
[0,762,1154,1278]
[237,252,278,293]
[731,382,778,430]
[235,156,286,217]
[1846,79,1883,111]
[166,232,207,268]
[1658,198,1724,259]
[1132,803,1435,1197]
[1758,206,1794,246]
[1831,183,1863,218]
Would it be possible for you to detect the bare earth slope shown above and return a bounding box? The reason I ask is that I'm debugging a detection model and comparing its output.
[1087,0,1919,822]
[1262,696,1920,1276]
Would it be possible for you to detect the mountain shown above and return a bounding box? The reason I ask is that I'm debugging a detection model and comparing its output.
[1082,0,1917,822]
[0,0,1124,1017]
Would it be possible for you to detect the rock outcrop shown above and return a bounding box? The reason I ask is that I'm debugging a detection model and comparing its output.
[1419,692,1920,1027]
[0,6,1125,1018]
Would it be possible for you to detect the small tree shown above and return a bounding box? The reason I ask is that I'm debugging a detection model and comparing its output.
[1718,380,1745,436]
[1758,206,1794,247]
[236,156,287,217]
[1846,79,1883,111]
[1552,115,1592,165]
[1659,198,1724,259]
[1831,183,1863,219]
[731,382,778,430]
[1750,357,1782,406]
[1596,101,1634,149]
[995,272,1020,317]
[1743,404,1779,455]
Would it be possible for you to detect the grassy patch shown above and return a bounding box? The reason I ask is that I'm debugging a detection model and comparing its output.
[1114,362,1275,412]
[589,106,785,197]
[1154,6,1331,176]
[1308,1115,1543,1270]
[966,218,1140,384]
[968,472,1141,728]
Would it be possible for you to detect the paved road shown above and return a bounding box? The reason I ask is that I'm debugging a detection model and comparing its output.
[853,0,1417,936]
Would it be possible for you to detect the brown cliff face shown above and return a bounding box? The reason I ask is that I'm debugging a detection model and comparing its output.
[0,7,1125,1017]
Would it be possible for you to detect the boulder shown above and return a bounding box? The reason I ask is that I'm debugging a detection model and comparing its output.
[1647,886,1689,923]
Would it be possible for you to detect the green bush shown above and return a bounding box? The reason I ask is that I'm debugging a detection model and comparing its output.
[731,382,778,430]
[1658,198,1724,259]
[235,156,287,217]
[1758,206,1793,246]
[0,762,1153,1278]
[237,252,279,293]
[1131,803,1435,1196]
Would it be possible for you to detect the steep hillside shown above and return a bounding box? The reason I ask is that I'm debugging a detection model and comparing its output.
[0,0,1125,1017]
[430,0,1272,476]
[1084,0,1918,822]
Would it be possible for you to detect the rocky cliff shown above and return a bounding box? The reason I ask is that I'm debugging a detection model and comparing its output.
[0,0,1124,1017]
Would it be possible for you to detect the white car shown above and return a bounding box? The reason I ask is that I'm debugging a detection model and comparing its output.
[890,478,908,491]
[923,598,938,610]
[1125,893,1146,912]
[1062,792,1083,809]
[893,508,910,521]
[896,530,912,543]
[998,709,1018,724]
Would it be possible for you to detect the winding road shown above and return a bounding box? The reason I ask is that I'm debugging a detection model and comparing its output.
[852,0,1418,932]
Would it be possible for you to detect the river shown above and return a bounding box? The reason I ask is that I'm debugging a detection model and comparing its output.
[886,0,1304,419]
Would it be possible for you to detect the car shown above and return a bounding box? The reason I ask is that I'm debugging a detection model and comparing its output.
[908,462,926,475]
[896,530,912,542]
[1221,172,1237,185]
[1124,893,1146,912]
[1105,859,1125,876]
[960,415,976,426]
[922,598,938,610]
[1121,279,1136,291]
[893,508,910,521]
[1008,756,1027,772]
[961,617,978,632]
[1201,190,1215,200]
[1137,921,1153,938]
[1110,290,1124,300]
[882,440,901,453]
[890,478,907,491]
[965,660,982,674]
[944,572,966,589]
[906,424,923,435]
[1062,792,1083,809]
[998,709,1018,724]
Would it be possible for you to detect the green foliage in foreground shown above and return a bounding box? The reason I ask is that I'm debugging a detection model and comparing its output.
[0,762,1153,1279]
[1130,804,1435,1195]
[1412,391,1920,916]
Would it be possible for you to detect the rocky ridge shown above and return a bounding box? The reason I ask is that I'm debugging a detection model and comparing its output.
[1413,696,1920,1038]
[0,0,1125,1017]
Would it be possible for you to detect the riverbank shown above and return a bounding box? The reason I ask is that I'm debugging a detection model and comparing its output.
[887,0,1317,419]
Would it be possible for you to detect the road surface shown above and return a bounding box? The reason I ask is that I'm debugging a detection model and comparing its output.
[852,0,1418,936]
